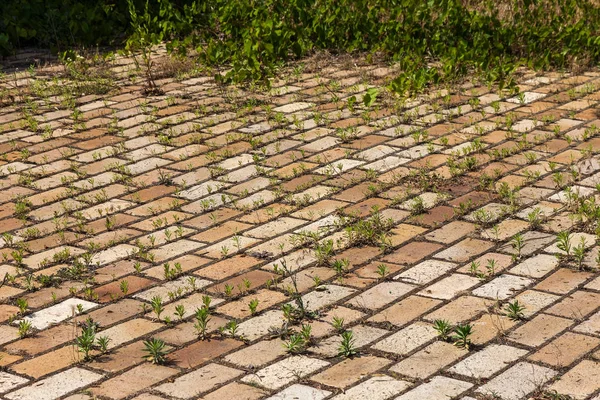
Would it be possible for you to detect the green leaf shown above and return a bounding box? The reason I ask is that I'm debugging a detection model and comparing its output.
[363,88,378,107]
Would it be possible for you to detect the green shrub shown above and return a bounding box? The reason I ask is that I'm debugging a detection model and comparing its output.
[158,0,600,92]
[3,0,600,94]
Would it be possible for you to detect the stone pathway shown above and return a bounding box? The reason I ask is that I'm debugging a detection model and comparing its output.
[0,53,599,400]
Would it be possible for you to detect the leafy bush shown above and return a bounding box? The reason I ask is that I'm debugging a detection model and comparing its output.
[3,0,600,94]
[152,0,600,91]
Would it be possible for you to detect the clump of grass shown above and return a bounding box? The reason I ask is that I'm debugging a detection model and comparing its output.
[433,320,474,350]
[338,330,357,357]
[343,207,394,251]
[504,300,526,321]
[143,338,167,364]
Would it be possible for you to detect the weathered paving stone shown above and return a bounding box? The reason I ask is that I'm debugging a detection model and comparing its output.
[92,364,178,400]
[547,360,600,399]
[315,159,364,174]
[245,217,306,239]
[371,322,437,355]
[311,356,392,388]
[513,290,560,317]
[368,295,441,326]
[448,344,528,378]
[329,376,411,400]
[101,318,163,349]
[5,367,103,400]
[0,372,28,394]
[363,156,410,172]
[91,244,137,266]
[9,345,81,379]
[424,295,490,324]
[346,281,414,310]
[266,384,331,400]
[434,238,494,263]
[312,325,389,357]
[418,273,480,299]
[241,356,329,390]
[508,313,574,347]
[395,376,472,400]
[300,285,357,312]
[390,341,466,379]
[425,221,477,244]
[223,339,287,368]
[18,298,98,330]
[236,310,285,341]
[546,290,600,319]
[156,363,243,398]
[509,253,560,278]
[529,332,600,367]
[476,362,557,400]
[472,274,533,300]
[168,338,243,368]
[535,268,593,294]
[203,382,267,400]
[498,231,555,257]
[178,181,229,200]
[573,310,600,335]
[395,260,457,285]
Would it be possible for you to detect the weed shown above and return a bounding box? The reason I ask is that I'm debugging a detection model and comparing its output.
[332,317,345,333]
[283,334,306,354]
[17,320,32,338]
[343,208,394,251]
[452,324,473,350]
[473,208,494,228]
[556,231,572,257]
[226,320,239,337]
[536,391,573,400]
[331,258,349,276]
[409,196,425,215]
[163,262,183,280]
[248,299,259,315]
[96,336,111,354]
[224,284,234,297]
[338,330,357,357]
[125,0,163,94]
[175,304,186,320]
[14,197,32,220]
[527,208,544,229]
[150,296,164,320]
[469,259,496,280]
[15,298,28,315]
[505,300,526,321]
[119,280,129,295]
[376,264,389,279]
[573,237,587,269]
[511,233,525,260]
[194,306,211,339]
[273,259,309,321]
[300,323,312,345]
[143,338,167,364]
[314,239,335,266]
[433,319,453,341]
[75,321,97,361]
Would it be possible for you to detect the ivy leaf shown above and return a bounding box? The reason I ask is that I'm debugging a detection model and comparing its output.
[363,88,378,108]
